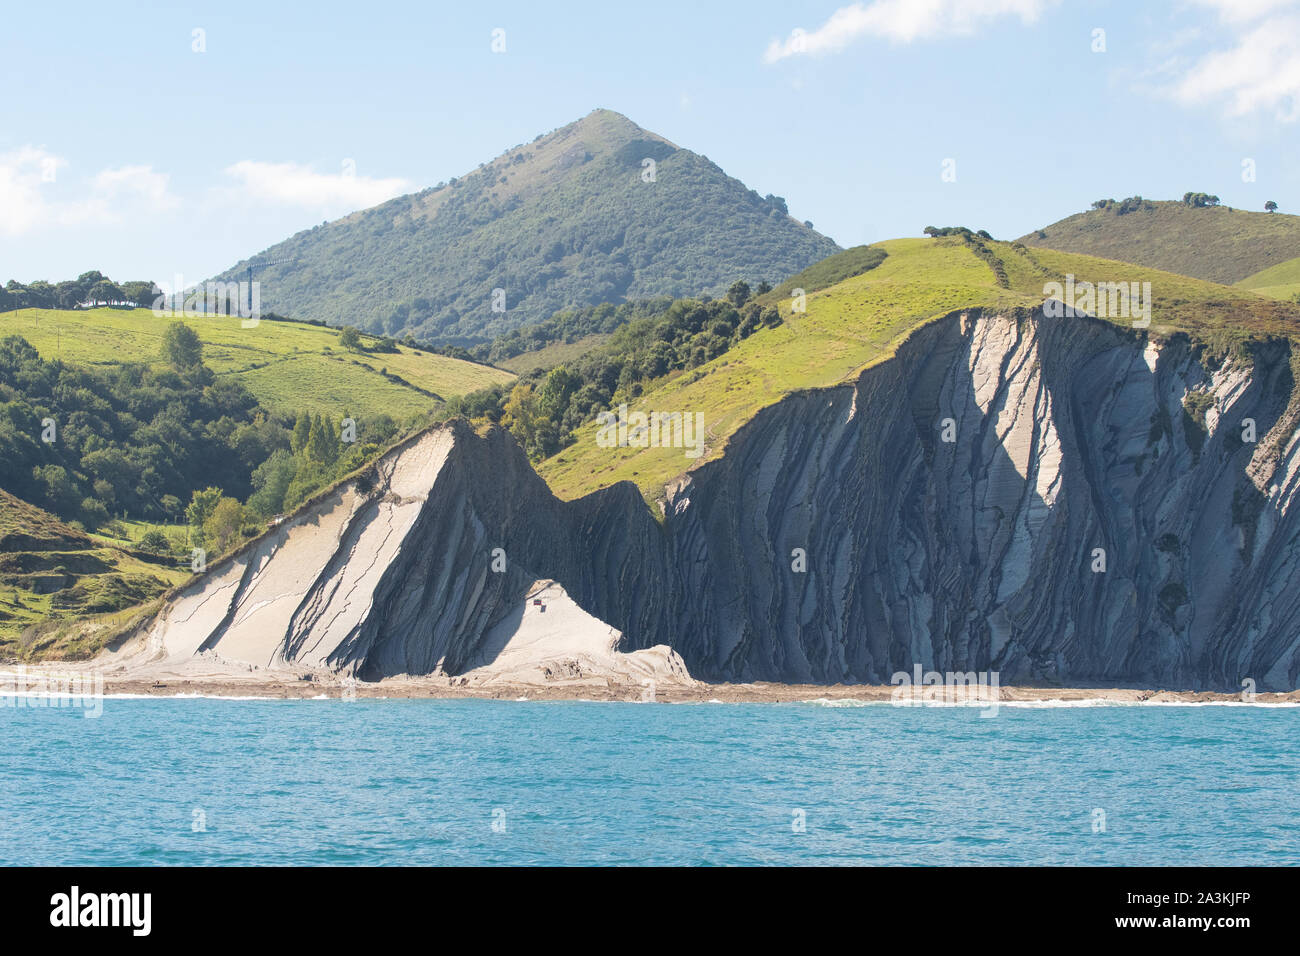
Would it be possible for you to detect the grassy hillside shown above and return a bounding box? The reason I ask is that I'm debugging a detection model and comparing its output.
[1021,201,1300,284]
[214,109,840,345]
[465,246,895,425]
[496,334,613,375]
[539,238,1025,501]
[0,307,513,419]
[1012,245,1299,343]
[761,244,890,301]
[1237,256,1300,302]
[0,489,187,658]
[538,237,1300,504]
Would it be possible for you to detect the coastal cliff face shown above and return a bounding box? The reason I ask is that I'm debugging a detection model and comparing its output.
[643,311,1299,690]
[121,309,1300,690]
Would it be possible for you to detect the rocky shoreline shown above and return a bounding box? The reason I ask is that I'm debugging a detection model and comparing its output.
[81,676,1300,705]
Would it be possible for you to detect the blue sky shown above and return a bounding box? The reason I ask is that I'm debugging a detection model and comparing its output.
[3,0,1298,285]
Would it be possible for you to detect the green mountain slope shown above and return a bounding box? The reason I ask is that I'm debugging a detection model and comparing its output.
[214,109,839,346]
[0,307,513,419]
[1020,200,1300,284]
[1237,256,1300,301]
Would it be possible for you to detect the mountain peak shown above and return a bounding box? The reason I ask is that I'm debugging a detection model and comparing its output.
[218,111,837,344]
[450,109,679,207]
[565,108,678,149]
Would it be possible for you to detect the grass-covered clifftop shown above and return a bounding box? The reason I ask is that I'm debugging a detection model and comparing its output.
[535,236,1300,504]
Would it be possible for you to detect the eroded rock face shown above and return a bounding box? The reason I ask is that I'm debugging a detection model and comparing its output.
[456,579,691,689]
[119,309,1300,690]
[641,311,1299,690]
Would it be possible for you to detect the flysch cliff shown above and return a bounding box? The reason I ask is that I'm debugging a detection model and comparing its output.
[99,426,690,690]
[103,308,1300,691]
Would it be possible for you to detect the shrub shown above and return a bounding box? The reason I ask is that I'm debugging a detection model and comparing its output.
[138,530,172,553]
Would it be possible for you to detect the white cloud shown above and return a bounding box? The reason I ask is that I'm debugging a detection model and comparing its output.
[1168,2,1300,121]
[0,147,56,236]
[763,0,1054,62]
[224,160,409,209]
[0,147,177,237]
[1188,0,1297,23]
[91,165,178,210]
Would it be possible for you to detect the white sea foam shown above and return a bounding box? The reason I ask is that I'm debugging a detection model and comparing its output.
[800,698,890,708]
[799,696,1300,709]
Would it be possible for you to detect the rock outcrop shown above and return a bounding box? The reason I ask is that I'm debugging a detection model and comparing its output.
[109,309,1300,690]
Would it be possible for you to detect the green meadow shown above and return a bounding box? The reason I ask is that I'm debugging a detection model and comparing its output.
[495,333,613,375]
[0,307,514,419]
[1236,256,1300,302]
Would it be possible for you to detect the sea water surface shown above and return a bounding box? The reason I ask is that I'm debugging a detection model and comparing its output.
[1,697,1297,865]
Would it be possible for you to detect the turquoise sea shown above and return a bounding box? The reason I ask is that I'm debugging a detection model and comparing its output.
[1,698,1297,866]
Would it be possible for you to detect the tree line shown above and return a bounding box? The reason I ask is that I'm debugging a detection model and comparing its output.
[1091,194,1280,213]
[1090,196,1154,215]
[1,271,157,312]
